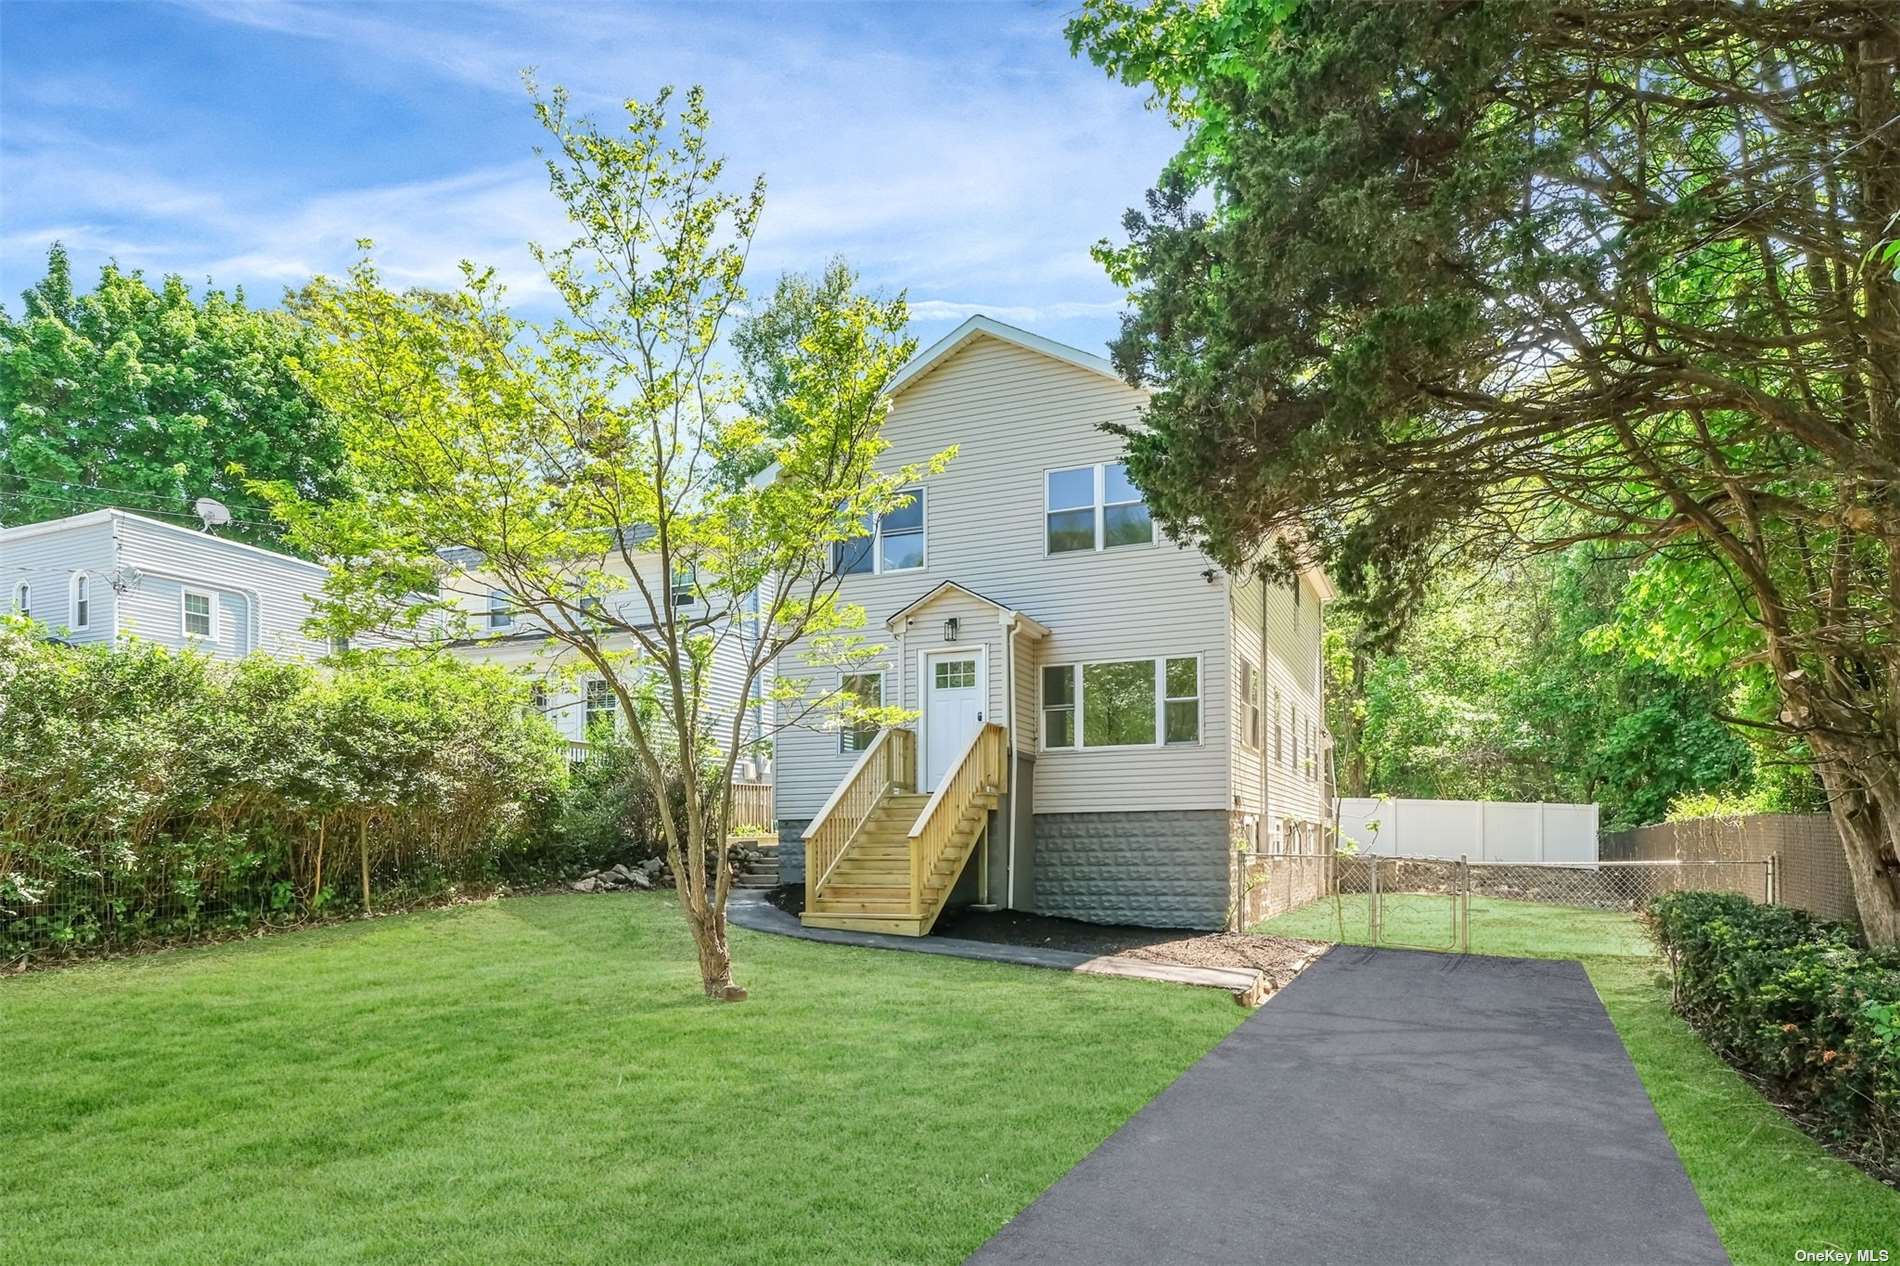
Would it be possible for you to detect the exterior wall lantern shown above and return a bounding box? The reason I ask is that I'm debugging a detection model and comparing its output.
[944,617,960,643]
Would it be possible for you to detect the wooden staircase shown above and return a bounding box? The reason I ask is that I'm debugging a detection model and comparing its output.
[800,725,1007,937]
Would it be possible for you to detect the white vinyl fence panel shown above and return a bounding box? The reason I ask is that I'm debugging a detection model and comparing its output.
[1335,797,1600,865]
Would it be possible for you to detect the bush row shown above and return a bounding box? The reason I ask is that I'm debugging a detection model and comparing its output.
[0,619,580,958]
[1648,890,1900,1173]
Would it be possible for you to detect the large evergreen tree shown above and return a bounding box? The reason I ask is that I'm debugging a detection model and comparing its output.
[1071,0,1900,939]
[0,244,345,544]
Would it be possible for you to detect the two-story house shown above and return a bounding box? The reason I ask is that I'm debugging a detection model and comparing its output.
[0,507,340,660]
[777,316,1331,935]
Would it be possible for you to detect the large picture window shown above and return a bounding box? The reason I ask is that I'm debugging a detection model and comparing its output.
[1041,656,1200,750]
[834,489,926,576]
[839,671,884,753]
[1045,462,1154,554]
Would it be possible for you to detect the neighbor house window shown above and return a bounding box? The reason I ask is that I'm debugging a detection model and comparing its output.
[71,574,89,630]
[487,588,512,629]
[1238,657,1261,749]
[1041,656,1201,750]
[839,671,884,754]
[834,490,926,576]
[182,591,213,639]
[585,678,616,732]
[530,683,549,713]
[1291,704,1301,770]
[671,564,696,607]
[329,635,351,656]
[12,582,28,618]
[1045,462,1154,554]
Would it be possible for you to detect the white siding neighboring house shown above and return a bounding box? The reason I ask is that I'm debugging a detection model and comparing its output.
[775,316,1331,930]
[435,543,773,781]
[0,508,336,661]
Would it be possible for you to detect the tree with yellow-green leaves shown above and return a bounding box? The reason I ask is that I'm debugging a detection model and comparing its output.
[261,84,949,1000]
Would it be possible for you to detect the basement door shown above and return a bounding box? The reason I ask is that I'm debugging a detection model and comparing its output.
[922,648,985,792]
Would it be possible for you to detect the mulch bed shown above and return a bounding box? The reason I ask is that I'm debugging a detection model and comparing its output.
[761,888,1324,994]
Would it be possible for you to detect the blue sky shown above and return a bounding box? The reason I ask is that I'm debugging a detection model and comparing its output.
[0,1,1184,355]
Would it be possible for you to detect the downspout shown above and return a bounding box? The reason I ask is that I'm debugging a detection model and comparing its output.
[1260,571,1272,849]
[1002,611,1019,910]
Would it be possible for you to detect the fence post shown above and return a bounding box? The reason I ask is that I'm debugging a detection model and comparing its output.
[1767,853,1779,905]
[1459,853,1470,954]
[1369,856,1381,943]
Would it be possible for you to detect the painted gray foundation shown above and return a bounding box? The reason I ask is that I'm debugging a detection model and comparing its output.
[775,820,811,884]
[1033,810,1231,930]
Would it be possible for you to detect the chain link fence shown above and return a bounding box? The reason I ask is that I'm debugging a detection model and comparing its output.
[1244,851,1776,953]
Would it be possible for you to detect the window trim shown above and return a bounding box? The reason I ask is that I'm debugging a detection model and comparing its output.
[12,580,28,619]
[1237,655,1262,750]
[1042,461,1158,556]
[584,676,617,734]
[670,564,697,607]
[486,587,513,630]
[838,669,886,755]
[181,589,216,640]
[1039,653,1203,752]
[70,572,90,630]
[834,487,928,577]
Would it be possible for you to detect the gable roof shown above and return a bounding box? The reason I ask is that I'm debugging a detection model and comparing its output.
[883,315,1126,399]
[883,580,1050,638]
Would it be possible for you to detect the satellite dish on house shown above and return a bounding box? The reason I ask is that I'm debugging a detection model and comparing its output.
[193,498,233,530]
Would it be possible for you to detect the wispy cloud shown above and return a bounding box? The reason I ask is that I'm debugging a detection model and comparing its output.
[3,2,1179,350]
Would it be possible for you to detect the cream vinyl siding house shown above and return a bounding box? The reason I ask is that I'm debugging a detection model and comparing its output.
[775,316,1329,930]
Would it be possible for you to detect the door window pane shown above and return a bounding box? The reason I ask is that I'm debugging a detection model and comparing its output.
[1082,659,1157,747]
[934,658,976,690]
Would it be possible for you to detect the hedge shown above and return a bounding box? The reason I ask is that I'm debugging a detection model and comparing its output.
[1,617,568,959]
[1649,890,1900,1174]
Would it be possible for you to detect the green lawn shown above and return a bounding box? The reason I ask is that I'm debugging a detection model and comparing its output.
[0,893,1242,1266]
[1257,892,1900,1265]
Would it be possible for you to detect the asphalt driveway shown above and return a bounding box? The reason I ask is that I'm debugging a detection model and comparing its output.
[967,946,1726,1265]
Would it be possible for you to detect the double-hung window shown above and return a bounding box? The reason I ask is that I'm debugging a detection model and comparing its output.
[1045,462,1154,554]
[486,588,513,629]
[839,671,884,753]
[1041,656,1200,749]
[71,574,89,630]
[1238,657,1261,749]
[834,490,926,576]
[12,582,28,618]
[182,591,213,639]
[585,678,616,733]
[671,564,697,607]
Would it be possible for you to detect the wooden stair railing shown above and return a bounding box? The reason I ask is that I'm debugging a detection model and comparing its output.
[802,728,916,905]
[907,723,1008,917]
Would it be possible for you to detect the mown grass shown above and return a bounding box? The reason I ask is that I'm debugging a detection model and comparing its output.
[1258,891,1900,1265]
[0,893,1242,1266]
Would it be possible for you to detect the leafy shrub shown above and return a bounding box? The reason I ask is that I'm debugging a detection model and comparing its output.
[531,730,718,878]
[1649,891,1900,1172]
[0,618,567,958]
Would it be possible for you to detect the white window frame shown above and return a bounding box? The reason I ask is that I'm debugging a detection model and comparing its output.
[70,572,90,630]
[834,487,927,577]
[1237,655,1261,750]
[1039,654,1202,751]
[838,669,886,754]
[181,589,216,640]
[584,677,617,733]
[486,588,513,630]
[671,564,697,607]
[1042,462,1158,556]
[12,581,28,619]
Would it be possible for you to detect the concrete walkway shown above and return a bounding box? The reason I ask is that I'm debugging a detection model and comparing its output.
[726,893,1262,996]
[967,946,1727,1266]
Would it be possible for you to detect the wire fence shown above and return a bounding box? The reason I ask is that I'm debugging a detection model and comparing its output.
[1242,851,1777,952]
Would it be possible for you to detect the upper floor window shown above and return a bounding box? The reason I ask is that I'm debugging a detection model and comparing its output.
[71,574,89,630]
[671,564,697,607]
[12,581,28,619]
[182,590,214,639]
[486,588,513,629]
[1238,657,1261,749]
[1046,462,1154,554]
[1041,655,1200,750]
[834,489,925,576]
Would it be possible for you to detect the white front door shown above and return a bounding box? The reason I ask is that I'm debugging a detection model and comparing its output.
[923,649,985,791]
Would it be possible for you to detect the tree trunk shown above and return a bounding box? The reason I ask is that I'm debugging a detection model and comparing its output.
[687,902,744,1001]
[1816,757,1900,946]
